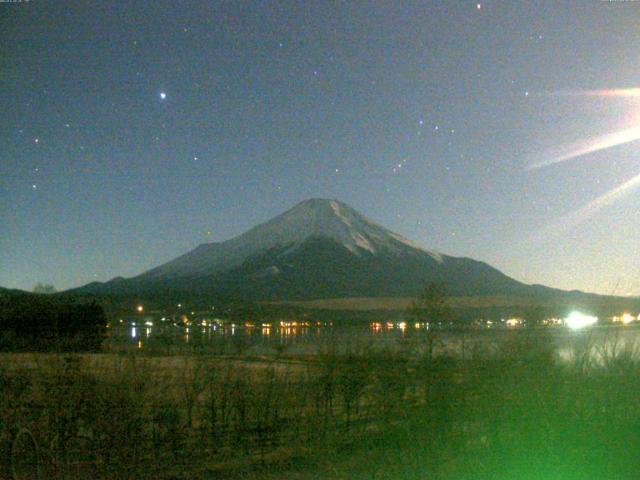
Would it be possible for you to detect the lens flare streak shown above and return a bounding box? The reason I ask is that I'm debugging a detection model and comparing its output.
[530,125,640,169]
[561,88,640,98]
[559,171,640,229]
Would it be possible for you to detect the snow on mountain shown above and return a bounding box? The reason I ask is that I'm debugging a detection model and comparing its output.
[73,198,632,303]
[141,198,441,278]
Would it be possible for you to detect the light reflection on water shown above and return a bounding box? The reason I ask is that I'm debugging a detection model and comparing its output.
[112,322,640,361]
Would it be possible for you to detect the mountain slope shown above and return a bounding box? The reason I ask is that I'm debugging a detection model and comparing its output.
[72,198,564,300]
[140,198,442,279]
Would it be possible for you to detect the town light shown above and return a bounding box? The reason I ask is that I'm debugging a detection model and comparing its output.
[505,318,523,327]
[620,313,634,325]
[565,311,597,330]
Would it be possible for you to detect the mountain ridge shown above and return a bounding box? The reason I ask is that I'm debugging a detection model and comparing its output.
[70,198,620,305]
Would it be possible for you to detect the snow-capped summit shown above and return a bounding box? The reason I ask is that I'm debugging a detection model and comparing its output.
[141,198,441,278]
[234,198,440,257]
[75,198,564,300]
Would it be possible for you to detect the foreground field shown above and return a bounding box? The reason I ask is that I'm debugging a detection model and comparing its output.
[3,331,640,479]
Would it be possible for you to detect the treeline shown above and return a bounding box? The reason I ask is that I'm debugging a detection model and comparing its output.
[0,292,107,351]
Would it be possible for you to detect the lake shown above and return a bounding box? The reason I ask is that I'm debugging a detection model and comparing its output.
[105,319,640,362]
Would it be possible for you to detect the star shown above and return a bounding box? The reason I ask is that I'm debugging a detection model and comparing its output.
[476,3,481,10]
[160,92,167,100]
[32,184,37,190]
[34,138,39,144]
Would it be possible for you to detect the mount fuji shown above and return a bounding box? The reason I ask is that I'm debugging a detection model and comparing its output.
[74,198,562,301]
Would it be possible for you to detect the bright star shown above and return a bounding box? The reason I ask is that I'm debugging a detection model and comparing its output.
[160,92,167,100]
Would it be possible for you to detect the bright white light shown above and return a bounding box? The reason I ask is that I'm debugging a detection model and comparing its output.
[613,313,635,325]
[560,88,640,98]
[160,92,167,100]
[565,311,598,330]
[621,313,634,325]
[531,125,640,170]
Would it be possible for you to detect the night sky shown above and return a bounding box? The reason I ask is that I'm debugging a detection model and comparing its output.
[2,1,639,295]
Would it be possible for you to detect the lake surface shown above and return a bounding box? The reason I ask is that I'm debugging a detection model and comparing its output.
[106,320,640,362]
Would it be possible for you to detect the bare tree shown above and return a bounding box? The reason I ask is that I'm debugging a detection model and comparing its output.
[408,282,450,361]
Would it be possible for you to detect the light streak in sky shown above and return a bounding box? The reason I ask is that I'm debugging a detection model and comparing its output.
[565,88,640,98]
[530,124,640,169]
[558,171,640,229]
[529,87,640,230]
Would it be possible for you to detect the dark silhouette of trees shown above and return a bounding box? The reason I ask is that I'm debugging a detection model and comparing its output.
[0,293,107,351]
[33,283,57,294]
[411,283,450,323]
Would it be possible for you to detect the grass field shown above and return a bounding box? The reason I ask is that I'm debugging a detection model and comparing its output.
[3,330,640,479]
